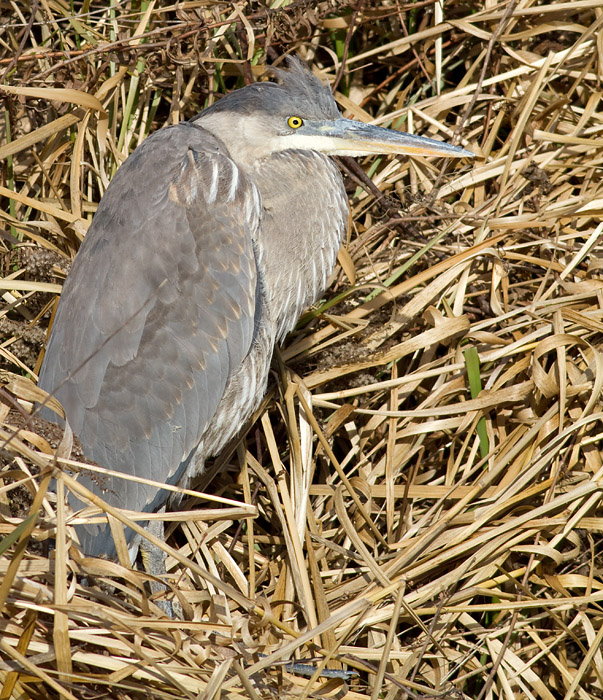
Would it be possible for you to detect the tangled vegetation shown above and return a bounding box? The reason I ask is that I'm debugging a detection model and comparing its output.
[1,1,603,698]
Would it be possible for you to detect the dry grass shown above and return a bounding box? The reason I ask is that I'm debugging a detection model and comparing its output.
[1,1,603,698]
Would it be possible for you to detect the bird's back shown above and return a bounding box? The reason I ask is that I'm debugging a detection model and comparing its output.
[39,122,262,557]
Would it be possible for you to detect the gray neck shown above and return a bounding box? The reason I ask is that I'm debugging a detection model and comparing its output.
[250,150,348,340]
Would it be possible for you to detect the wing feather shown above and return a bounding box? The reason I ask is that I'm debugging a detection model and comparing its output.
[38,122,261,556]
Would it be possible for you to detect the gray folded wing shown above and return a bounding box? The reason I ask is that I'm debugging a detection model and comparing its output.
[38,122,261,557]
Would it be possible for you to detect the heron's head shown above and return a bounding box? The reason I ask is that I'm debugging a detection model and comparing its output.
[194,57,473,167]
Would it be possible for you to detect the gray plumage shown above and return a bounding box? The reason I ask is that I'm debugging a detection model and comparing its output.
[38,58,472,558]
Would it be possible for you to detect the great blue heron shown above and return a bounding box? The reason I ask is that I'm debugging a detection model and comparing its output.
[38,57,472,560]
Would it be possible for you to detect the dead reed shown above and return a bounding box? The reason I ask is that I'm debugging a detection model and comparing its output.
[1,1,602,698]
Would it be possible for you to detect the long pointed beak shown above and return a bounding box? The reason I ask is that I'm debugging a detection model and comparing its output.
[303,118,474,159]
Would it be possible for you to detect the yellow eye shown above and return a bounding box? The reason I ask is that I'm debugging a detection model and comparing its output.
[287,116,303,129]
